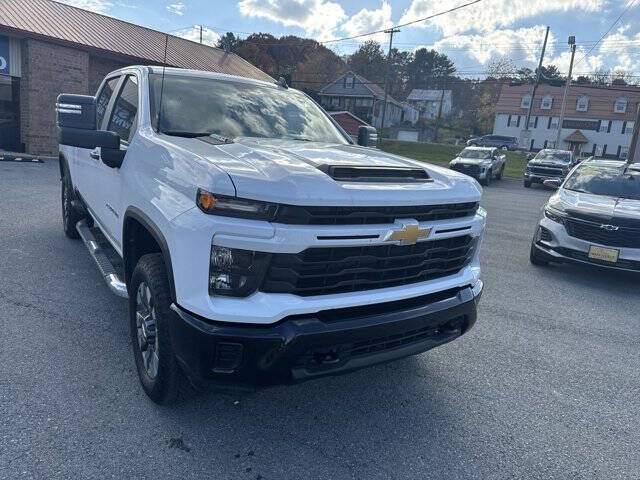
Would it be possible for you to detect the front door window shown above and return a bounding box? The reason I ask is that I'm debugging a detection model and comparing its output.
[0,75,20,152]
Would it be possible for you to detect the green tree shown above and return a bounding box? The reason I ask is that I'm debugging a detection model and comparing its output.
[216,32,240,52]
[347,41,386,83]
[406,48,456,90]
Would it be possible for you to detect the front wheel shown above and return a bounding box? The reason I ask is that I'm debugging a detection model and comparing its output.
[61,167,81,239]
[524,179,532,188]
[130,253,185,404]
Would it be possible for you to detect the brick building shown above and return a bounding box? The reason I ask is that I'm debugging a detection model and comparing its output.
[492,83,640,159]
[0,0,271,155]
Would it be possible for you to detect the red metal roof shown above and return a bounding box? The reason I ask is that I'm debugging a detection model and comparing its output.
[0,0,272,82]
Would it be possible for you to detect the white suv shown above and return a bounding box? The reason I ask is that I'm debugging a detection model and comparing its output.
[57,66,485,404]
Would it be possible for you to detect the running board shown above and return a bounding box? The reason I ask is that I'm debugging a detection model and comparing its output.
[76,219,129,298]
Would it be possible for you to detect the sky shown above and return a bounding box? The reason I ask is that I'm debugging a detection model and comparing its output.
[59,0,640,78]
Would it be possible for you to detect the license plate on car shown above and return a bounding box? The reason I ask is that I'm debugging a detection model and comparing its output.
[588,246,619,263]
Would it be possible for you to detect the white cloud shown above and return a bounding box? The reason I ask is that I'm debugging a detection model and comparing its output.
[341,1,393,43]
[238,0,346,38]
[429,25,555,67]
[167,2,186,16]
[58,0,113,12]
[173,26,221,47]
[399,0,605,36]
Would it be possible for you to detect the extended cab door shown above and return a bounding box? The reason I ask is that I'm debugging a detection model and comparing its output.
[92,74,140,251]
[73,75,120,208]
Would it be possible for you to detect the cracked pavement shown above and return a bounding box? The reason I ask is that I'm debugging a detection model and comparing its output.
[1,161,639,479]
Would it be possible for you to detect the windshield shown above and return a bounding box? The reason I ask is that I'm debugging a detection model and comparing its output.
[460,148,491,159]
[564,165,640,200]
[150,74,349,144]
[535,150,571,163]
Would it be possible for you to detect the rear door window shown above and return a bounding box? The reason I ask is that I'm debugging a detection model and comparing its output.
[107,75,139,144]
[96,77,120,129]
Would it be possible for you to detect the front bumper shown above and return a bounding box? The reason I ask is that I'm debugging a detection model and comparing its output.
[533,217,640,272]
[168,282,482,387]
[524,171,566,184]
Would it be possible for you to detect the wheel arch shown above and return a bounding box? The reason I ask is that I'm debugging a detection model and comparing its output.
[123,207,177,303]
[59,152,68,179]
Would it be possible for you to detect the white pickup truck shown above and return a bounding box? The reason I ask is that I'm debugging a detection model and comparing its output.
[57,66,485,404]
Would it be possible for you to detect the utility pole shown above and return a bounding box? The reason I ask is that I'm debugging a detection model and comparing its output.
[433,88,446,143]
[627,102,640,164]
[522,26,550,150]
[199,25,203,44]
[380,28,400,134]
[556,36,576,148]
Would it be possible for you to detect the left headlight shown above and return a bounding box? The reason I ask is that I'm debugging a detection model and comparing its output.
[209,246,270,297]
[197,188,279,221]
[544,205,567,224]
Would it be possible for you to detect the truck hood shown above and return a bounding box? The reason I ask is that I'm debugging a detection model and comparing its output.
[165,137,481,206]
[549,188,640,224]
[451,156,490,165]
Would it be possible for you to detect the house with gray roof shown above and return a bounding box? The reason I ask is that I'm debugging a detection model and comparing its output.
[406,89,452,121]
[319,71,404,129]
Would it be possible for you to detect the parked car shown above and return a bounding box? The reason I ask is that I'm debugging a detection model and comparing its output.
[450,147,506,186]
[524,149,578,188]
[467,135,518,150]
[530,159,640,272]
[56,66,486,404]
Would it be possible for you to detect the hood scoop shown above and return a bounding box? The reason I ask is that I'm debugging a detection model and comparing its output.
[318,165,432,183]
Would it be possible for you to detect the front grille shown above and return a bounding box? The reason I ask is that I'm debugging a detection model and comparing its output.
[261,235,475,296]
[274,202,478,225]
[451,164,481,176]
[565,219,640,248]
[530,166,564,177]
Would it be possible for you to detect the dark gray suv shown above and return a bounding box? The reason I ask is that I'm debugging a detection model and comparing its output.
[467,135,518,150]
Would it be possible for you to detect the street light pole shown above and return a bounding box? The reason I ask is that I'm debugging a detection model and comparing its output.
[556,36,576,149]
[522,26,550,150]
[626,102,640,164]
[380,28,400,134]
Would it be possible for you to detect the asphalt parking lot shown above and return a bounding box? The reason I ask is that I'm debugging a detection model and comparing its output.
[2,160,639,480]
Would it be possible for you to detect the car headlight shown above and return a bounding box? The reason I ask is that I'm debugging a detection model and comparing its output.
[197,189,279,221]
[544,206,566,224]
[209,246,270,297]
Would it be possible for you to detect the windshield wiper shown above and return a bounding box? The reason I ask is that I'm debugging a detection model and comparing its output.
[162,130,233,143]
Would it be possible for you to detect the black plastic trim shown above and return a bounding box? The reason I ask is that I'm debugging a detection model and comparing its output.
[123,207,177,302]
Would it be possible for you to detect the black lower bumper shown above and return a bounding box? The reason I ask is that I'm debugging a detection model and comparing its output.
[524,173,563,184]
[533,242,640,272]
[169,285,481,388]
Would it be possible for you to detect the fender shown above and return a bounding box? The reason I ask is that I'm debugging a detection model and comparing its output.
[123,206,177,302]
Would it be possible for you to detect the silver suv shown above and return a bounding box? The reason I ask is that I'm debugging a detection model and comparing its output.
[530,160,640,272]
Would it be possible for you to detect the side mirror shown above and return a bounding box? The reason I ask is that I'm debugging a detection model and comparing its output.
[56,93,120,150]
[543,179,561,189]
[358,126,378,147]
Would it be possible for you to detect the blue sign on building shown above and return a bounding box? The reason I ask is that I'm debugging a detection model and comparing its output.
[0,35,9,75]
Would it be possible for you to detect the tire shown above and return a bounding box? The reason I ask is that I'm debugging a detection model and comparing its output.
[129,253,185,405]
[496,164,504,180]
[529,241,548,266]
[61,165,82,239]
[524,179,532,188]
[480,170,491,186]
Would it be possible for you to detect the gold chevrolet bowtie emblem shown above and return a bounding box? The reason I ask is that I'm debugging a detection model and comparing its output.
[385,220,430,246]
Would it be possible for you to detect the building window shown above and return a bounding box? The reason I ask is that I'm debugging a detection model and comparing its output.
[355,97,373,107]
[599,120,609,133]
[520,94,531,109]
[549,118,558,130]
[621,146,630,159]
[614,98,627,113]
[541,95,553,110]
[345,76,354,89]
[331,97,339,107]
[627,122,634,134]
[576,96,589,112]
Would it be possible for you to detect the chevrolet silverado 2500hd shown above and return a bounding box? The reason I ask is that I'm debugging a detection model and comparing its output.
[56,66,485,404]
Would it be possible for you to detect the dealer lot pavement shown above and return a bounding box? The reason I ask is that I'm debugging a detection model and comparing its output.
[1,161,639,479]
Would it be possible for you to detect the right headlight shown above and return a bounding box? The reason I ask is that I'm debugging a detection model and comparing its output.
[209,246,270,297]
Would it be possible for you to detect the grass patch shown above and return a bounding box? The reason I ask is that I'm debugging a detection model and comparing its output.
[380,139,528,180]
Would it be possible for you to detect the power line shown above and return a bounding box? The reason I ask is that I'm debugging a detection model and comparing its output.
[320,0,483,44]
[575,0,639,66]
